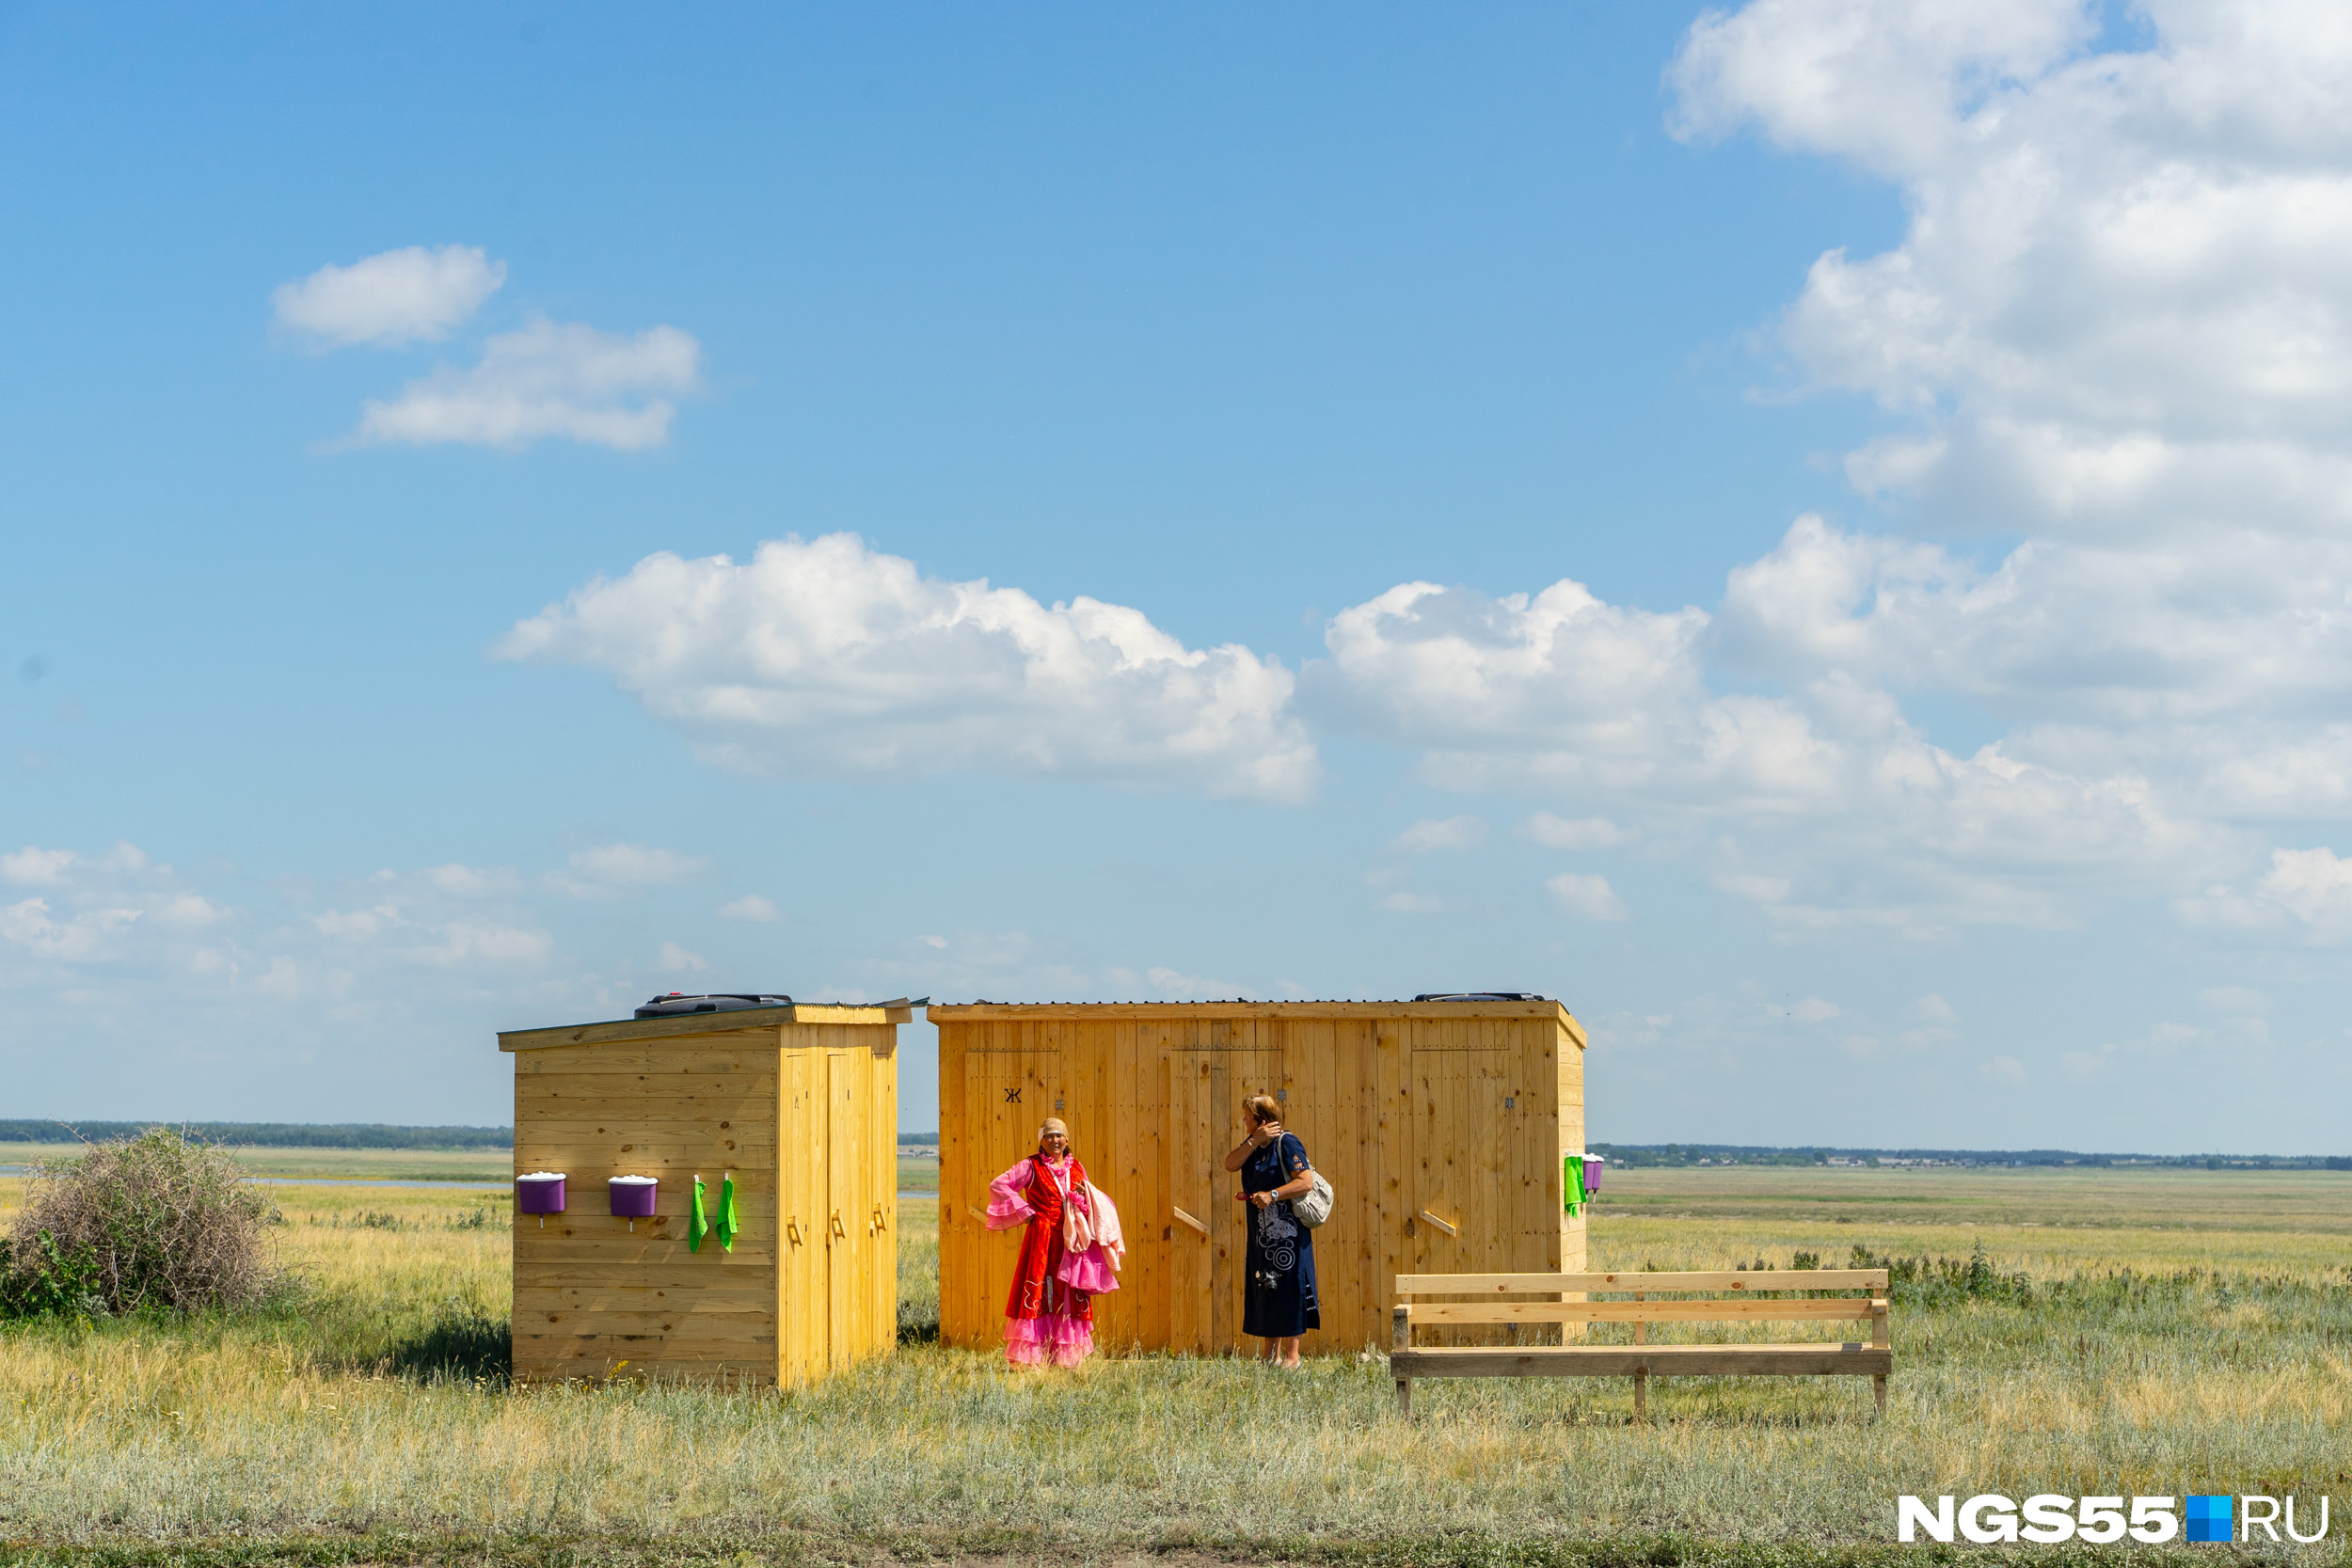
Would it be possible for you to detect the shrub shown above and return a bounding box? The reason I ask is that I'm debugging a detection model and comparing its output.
[2,1127,285,1315]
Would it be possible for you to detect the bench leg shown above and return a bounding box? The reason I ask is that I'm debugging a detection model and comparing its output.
[1633,1368,1647,1422]
[1873,1374,1886,1418]
[1395,1378,1412,1418]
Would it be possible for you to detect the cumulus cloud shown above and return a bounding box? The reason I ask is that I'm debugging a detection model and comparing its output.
[501,533,1318,802]
[1311,561,2225,931]
[548,844,710,898]
[1522,813,1623,849]
[3,847,83,886]
[718,895,781,923]
[1670,0,2352,554]
[354,318,700,451]
[1391,816,1486,853]
[272,245,506,347]
[1547,872,1629,922]
[0,844,238,982]
[1261,0,2352,935]
[2184,846,2352,941]
[657,941,708,973]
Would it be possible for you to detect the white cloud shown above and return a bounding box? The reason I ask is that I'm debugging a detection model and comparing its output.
[1279,0,2352,939]
[657,941,708,973]
[272,245,506,347]
[551,844,710,898]
[0,844,224,974]
[1546,872,1629,922]
[425,863,516,897]
[501,533,1317,803]
[2175,845,2352,940]
[309,899,553,971]
[1144,965,1249,999]
[1390,816,1486,853]
[1375,892,1446,914]
[1778,995,1842,1024]
[1913,992,1957,1023]
[353,318,700,451]
[719,895,781,923]
[1314,562,2224,932]
[2,847,77,886]
[1666,0,2352,682]
[1522,813,1623,850]
[1308,578,1708,754]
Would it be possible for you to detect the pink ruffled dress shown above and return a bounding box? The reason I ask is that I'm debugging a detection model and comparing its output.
[986,1154,1099,1366]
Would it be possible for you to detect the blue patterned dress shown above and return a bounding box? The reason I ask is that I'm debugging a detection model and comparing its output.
[1241,1131,1320,1338]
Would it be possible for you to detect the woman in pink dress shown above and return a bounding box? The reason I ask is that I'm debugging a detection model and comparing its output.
[985,1117,1119,1367]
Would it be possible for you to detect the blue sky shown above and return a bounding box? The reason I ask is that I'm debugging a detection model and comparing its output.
[7,1,2349,1153]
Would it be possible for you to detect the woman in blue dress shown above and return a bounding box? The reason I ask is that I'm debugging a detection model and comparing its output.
[1225,1093,1319,1367]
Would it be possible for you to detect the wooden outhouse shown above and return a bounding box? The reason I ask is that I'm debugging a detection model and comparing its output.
[931,998,1587,1356]
[499,1002,907,1386]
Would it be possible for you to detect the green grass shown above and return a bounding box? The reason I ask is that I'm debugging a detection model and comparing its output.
[1,1165,2345,1562]
[0,1143,515,1184]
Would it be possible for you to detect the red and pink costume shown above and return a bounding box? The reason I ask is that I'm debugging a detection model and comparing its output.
[985,1152,1096,1367]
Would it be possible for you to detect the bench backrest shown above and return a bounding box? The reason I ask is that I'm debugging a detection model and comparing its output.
[1393,1269,1890,1328]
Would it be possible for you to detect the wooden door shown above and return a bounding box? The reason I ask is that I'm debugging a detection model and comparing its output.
[776,1047,827,1385]
[1407,1022,1528,1344]
[1169,1026,1284,1355]
[825,1050,865,1370]
[955,1041,1061,1346]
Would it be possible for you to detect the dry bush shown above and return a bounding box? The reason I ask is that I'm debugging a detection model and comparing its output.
[4,1127,284,1314]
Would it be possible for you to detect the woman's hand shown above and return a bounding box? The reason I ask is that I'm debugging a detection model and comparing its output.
[1250,1119,1282,1148]
[1234,1190,1273,1209]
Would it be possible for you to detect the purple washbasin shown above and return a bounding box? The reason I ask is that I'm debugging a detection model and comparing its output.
[1582,1153,1605,1196]
[516,1172,566,1214]
[609,1175,658,1218]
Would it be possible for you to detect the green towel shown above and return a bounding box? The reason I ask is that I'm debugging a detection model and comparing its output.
[1565,1154,1587,1217]
[715,1174,739,1253]
[689,1175,709,1253]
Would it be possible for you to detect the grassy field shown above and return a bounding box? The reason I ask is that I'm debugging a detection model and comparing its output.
[0,1143,516,1184]
[1,1162,2345,1564]
[0,1144,945,1192]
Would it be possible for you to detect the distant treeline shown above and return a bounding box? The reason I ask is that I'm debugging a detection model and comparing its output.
[1591,1142,2351,1170]
[0,1121,513,1150]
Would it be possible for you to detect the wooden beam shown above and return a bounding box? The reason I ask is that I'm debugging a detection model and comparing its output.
[1390,1344,1895,1377]
[1172,1206,1210,1238]
[501,1006,908,1052]
[1392,1304,1413,1419]
[926,1000,1575,1023]
[1394,1269,1888,1294]
[1407,1298,1877,1324]
[1418,1209,1459,1239]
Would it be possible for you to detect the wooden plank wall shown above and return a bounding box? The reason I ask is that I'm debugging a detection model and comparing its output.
[937,1006,1584,1358]
[513,1028,782,1384]
[512,1019,897,1387]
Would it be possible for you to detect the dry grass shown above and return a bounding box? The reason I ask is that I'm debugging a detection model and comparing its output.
[0,1164,2345,1554]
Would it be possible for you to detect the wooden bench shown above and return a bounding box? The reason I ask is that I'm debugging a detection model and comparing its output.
[1391,1269,1892,1419]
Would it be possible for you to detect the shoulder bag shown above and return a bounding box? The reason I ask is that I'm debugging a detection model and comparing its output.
[1281,1132,1336,1228]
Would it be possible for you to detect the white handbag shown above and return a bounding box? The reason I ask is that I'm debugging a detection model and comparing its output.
[1275,1133,1333,1229]
[1292,1167,1335,1228]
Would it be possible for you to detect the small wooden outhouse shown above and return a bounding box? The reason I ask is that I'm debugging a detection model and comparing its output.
[500,1002,906,1386]
[931,998,1587,1356]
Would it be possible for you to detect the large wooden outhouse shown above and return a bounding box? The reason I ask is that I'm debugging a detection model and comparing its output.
[500,1002,906,1386]
[931,998,1587,1356]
